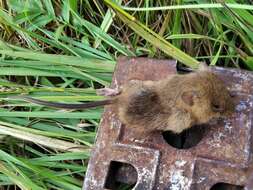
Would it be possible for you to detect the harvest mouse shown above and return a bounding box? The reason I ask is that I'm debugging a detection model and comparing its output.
[10,64,235,136]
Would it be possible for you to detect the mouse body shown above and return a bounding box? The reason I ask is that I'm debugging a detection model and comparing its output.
[12,65,235,135]
[114,69,234,135]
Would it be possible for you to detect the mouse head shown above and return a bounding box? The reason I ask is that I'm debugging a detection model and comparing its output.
[180,65,235,125]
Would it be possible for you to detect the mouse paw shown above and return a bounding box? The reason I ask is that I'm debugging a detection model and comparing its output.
[96,88,121,97]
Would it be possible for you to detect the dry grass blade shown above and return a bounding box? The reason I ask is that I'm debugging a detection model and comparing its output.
[0,125,90,152]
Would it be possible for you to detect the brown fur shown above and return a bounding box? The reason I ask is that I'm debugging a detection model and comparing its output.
[115,68,234,135]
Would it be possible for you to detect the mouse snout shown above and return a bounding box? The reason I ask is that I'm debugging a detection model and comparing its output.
[225,96,235,113]
[215,101,235,119]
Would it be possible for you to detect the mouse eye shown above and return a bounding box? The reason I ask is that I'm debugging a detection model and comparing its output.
[229,91,236,98]
[212,103,223,112]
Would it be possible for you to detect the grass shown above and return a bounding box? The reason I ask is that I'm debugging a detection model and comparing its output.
[0,0,252,189]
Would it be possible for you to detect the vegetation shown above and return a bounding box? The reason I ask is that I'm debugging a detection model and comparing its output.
[0,0,252,189]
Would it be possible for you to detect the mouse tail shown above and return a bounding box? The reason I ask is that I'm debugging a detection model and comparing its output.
[9,95,114,109]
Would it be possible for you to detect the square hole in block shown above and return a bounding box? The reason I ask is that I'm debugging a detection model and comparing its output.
[104,161,137,190]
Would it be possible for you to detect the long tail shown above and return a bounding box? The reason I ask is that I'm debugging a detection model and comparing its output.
[10,95,114,109]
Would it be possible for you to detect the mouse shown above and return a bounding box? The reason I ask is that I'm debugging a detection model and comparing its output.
[10,64,235,136]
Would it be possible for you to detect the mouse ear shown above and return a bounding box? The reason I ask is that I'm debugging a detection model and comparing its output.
[181,91,199,106]
[198,62,209,71]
